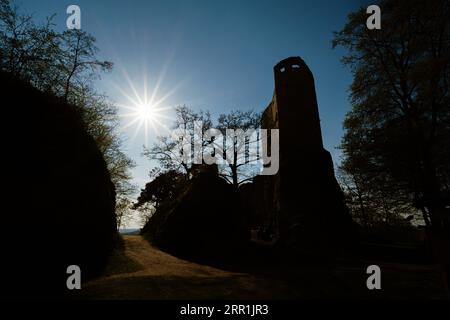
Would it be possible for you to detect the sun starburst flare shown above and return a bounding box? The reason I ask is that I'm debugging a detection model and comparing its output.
[116,75,178,146]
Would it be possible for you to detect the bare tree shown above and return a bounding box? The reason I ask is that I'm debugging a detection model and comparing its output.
[60,29,112,103]
[0,0,61,91]
[144,107,262,188]
[143,105,212,175]
[217,110,261,188]
[115,197,135,230]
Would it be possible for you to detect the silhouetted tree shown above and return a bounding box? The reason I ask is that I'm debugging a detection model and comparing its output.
[216,110,261,188]
[144,106,261,188]
[134,170,186,209]
[116,197,134,230]
[337,165,413,228]
[0,0,135,198]
[60,29,113,102]
[333,0,450,229]
[133,170,186,226]
[70,84,135,197]
[337,167,370,228]
[0,0,61,91]
[143,106,212,175]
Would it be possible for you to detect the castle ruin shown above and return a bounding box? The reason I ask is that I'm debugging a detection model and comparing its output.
[253,57,355,255]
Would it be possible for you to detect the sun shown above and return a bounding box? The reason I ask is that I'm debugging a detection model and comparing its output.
[112,60,184,146]
[118,96,172,146]
[136,103,156,122]
[115,77,177,146]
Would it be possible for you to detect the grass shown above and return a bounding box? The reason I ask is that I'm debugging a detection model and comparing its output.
[73,235,448,300]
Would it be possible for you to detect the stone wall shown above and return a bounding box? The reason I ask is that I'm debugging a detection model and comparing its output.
[254,57,356,256]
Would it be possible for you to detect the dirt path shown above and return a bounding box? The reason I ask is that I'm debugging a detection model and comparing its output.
[78,235,286,299]
[77,235,447,299]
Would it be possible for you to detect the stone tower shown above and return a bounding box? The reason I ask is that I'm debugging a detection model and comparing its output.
[260,57,355,256]
[273,57,323,150]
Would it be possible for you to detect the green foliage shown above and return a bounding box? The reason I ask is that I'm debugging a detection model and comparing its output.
[334,0,450,228]
[0,0,135,197]
[134,170,187,226]
[134,170,186,209]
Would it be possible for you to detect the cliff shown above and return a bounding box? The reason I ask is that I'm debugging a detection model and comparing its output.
[2,71,117,298]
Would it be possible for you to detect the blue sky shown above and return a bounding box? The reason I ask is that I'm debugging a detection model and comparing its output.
[20,0,370,224]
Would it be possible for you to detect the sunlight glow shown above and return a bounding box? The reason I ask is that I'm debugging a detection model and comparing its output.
[137,103,156,121]
[116,73,178,146]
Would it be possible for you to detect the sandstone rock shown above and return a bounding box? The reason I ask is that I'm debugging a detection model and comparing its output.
[142,167,249,257]
[3,72,117,298]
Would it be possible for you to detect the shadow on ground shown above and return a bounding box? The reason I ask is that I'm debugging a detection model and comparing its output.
[72,235,447,300]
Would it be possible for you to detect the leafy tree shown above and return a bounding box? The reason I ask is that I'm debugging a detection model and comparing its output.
[70,84,135,196]
[0,0,135,198]
[134,170,186,209]
[134,170,186,225]
[333,0,450,229]
[337,165,413,228]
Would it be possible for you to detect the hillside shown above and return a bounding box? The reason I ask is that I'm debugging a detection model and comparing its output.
[3,71,117,298]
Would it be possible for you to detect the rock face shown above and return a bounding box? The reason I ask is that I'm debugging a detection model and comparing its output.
[142,167,249,257]
[3,72,117,298]
[254,57,356,256]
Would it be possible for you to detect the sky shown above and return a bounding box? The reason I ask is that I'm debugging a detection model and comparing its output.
[19,0,371,227]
